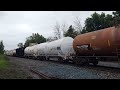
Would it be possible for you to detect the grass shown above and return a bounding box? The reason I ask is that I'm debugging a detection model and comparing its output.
[0,55,9,69]
[0,55,32,79]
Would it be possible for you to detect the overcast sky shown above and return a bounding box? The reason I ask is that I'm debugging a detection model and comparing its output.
[0,11,113,50]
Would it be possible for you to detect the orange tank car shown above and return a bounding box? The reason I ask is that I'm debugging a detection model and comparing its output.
[73,26,120,56]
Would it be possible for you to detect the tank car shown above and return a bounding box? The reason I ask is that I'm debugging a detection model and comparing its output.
[24,46,35,58]
[33,42,48,60]
[30,37,75,62]
[5,50,10,56]
[12,49,16,56]
[46,37,75,62]
[73,26,120,65]
[6,49,16,56]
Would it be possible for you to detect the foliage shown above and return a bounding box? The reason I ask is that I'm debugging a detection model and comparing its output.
[0,55,8,69]
[64,25,78,38]
[82,12,114,33]
[17,43,24,48]
[24,33,46,47]
[113,11,120,26]
[0,41,4,54]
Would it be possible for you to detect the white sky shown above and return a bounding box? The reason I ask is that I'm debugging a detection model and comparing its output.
[0,11,114,50]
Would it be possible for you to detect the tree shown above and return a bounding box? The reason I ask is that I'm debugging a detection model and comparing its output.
[61,22,68,38]
[113,11,120,26]
[54,22,61,39]
[17,43,24,48]
[82,12,114,33]
[24,33,46,47]
[0,40,4,54]
[64,25,78,38]
[73,17,83,34]
[61,23,68,33]
[46,36,58,42]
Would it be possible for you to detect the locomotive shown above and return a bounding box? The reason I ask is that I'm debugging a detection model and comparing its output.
[5,26,120,66]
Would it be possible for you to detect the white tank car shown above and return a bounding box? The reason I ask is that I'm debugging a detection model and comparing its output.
[33,37,75,60]
[25,37,75,61]
[12,49,16,56]
[5,50,10,56]
[33,42,48,58]
[46,37,75,60]
[24,46,35,57]
[6,49,16,56]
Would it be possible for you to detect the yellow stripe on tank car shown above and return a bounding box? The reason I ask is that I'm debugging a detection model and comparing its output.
[108,40,110,47]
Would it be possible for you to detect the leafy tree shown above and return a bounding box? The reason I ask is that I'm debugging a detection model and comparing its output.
[24,33,46,47]
[0,41,4,54]
[112,11,120,26]
[64,25,78,38]
[81,27,88,34]
[17,43,24,48]
[82,12,114,33]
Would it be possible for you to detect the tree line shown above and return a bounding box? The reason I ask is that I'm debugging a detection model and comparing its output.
[21,11,120,48]
[0,41,4,54]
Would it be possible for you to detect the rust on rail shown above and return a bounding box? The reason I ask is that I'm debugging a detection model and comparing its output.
[30,69,59,79]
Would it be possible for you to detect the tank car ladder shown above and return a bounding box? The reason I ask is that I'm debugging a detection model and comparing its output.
[116,48,120,64]
[112,44,120,64]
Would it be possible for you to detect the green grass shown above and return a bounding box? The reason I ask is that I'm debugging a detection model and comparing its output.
[0,55,9,69]
[0,55,32,79]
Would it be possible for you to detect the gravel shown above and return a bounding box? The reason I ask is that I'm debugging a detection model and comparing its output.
[8,56,120,79]
[34,63,100,79]
[98,61,120,68]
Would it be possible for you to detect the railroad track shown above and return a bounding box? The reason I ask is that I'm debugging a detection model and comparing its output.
[43,59,120,72]
[30,69,59,79]
[11,56,120,71]
[42,59,120,69]
[88,64,120,71]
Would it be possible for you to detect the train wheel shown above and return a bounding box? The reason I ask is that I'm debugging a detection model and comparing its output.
[84,58,89,66]
[58,57,64,63]
[35,57,38,60]
[40,56,44,61]
[46,57,49,61]
[42,57,46,60]
[37,57,40,60]
[92,61,98,66]
[45,57,48,60]
[44,57,46,60]
[75,58,83,65]
[75,58,87,66]
[64,59,69,63]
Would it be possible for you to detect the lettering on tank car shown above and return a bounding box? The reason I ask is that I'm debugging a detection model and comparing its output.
[57,47,61,50]
[76,45,89,50]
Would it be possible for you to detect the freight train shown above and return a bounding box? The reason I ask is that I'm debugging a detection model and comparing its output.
[5,26,120,66]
